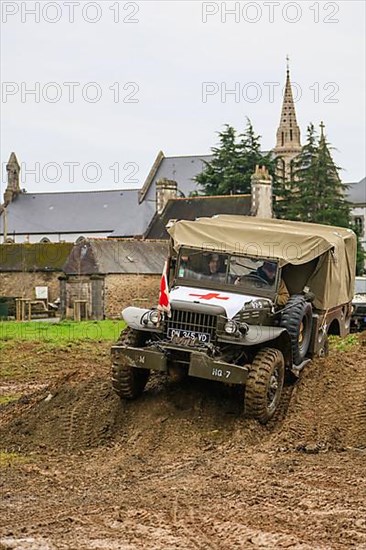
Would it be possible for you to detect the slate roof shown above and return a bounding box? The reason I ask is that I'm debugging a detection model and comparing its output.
[0,242,73,272]
[140,153,213,204]
[1,189,155,238]
[2,148,363,242]
[347,177,366,205]
[63,239,169,275]
[145,194,252,240]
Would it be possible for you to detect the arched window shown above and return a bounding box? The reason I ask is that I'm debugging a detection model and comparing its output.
[5,237,14,244]
[40,237,51,243]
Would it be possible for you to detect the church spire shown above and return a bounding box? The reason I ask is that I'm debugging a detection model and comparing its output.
[319,120,325,141]
[273,58,302,181]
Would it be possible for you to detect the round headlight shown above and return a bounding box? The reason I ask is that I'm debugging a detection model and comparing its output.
[224,320,238,334]
[149,309,160,325]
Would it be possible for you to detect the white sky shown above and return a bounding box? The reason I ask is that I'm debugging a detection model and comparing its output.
[1,0,365,194]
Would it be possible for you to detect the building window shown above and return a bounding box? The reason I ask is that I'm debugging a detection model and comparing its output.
[290,129,293,141]
[40,237,51,243]
[281,132,284,146]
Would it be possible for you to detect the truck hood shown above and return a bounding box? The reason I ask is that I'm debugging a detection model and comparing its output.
[170,286,272,319]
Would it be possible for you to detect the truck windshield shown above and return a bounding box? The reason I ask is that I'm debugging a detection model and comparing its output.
[176,249,279,291]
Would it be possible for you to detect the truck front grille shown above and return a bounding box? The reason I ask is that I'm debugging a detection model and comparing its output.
[167,309,218,339]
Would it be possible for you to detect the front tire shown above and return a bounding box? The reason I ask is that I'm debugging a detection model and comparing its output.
[112,328,150,400]
[244,348,285,424]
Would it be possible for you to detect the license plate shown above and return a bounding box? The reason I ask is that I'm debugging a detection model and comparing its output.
[167,328,211,345]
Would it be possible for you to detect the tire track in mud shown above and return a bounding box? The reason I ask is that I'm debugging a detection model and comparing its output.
[339,362,366,449]
[270,352,366,451]
[0,376,122,452]
[2,345,366,454]
[62,379,117,450]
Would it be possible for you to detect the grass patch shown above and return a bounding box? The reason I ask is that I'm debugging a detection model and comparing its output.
[0,451,26,467]
[0,320,126,343]
[0,395,20,405]
[329,334,359,352]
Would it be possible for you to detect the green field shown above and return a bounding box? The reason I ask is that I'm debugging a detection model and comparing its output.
[0,320,126,343]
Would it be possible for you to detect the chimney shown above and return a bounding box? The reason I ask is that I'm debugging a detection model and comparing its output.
[251,165,273,218]
[4,152,21,206]
[156,178,178,214]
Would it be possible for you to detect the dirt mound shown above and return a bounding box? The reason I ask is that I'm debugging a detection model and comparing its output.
[0,373,121,451]
[1,342,365,454]
[271,347,366,452]
[0,369,269,452]
[1,341,366,550]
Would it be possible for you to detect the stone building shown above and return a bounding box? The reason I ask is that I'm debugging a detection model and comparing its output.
[0,242,73,316]
[142,191,252,240]
[0,157,154,243]
[60,239,168,320]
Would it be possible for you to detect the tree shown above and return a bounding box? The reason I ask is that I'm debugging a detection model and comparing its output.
[276,122,365,274]
[279,122,350,226]
[273,124,319,219]
[195,119,275,196]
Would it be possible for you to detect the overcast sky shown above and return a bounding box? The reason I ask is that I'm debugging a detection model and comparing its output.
[1,0,365,195]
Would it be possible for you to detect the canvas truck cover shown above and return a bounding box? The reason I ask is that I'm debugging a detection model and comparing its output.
[168,215,357,310]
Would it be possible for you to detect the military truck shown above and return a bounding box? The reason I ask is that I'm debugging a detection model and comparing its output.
[351,276,366,332]
[111,216,356,423]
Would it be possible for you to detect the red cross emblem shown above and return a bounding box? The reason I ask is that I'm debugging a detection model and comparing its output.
[189,292,229,301]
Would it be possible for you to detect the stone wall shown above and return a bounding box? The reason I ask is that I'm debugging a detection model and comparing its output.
[0,272,61,302]
[104,274,160,318]
[60,273,161,320]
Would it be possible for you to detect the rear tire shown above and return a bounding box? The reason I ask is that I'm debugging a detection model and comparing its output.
[244,348,285,424]
[112,328,150,400]
[280,296,312,365]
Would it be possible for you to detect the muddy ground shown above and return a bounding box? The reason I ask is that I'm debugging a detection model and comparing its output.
[0,338,365,550]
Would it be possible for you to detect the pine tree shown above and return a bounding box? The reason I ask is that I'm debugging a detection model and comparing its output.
[280,124,319,221]
[281,122,350,227]
[313,123,350,226]
[195,119,275,196]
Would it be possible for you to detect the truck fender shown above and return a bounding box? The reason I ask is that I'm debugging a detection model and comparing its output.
[242,326,293,368]
[122,306,152,331]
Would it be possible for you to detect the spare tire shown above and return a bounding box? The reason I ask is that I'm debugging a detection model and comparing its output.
[280,296,312,365]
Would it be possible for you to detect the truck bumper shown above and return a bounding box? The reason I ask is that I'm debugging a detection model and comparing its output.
[111,346,249,385]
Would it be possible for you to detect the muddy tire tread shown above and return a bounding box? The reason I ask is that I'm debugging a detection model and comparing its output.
[111,328,150,400]
[244,348,285,424]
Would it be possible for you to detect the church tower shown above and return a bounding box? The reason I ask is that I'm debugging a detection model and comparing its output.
[4,152,21,206]
[273,59,302,181]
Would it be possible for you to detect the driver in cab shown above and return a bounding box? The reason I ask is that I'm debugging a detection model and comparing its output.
[256,261,289,306]
[256,261,277,285]
[236,260,290,307]
[206,253,225,280]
